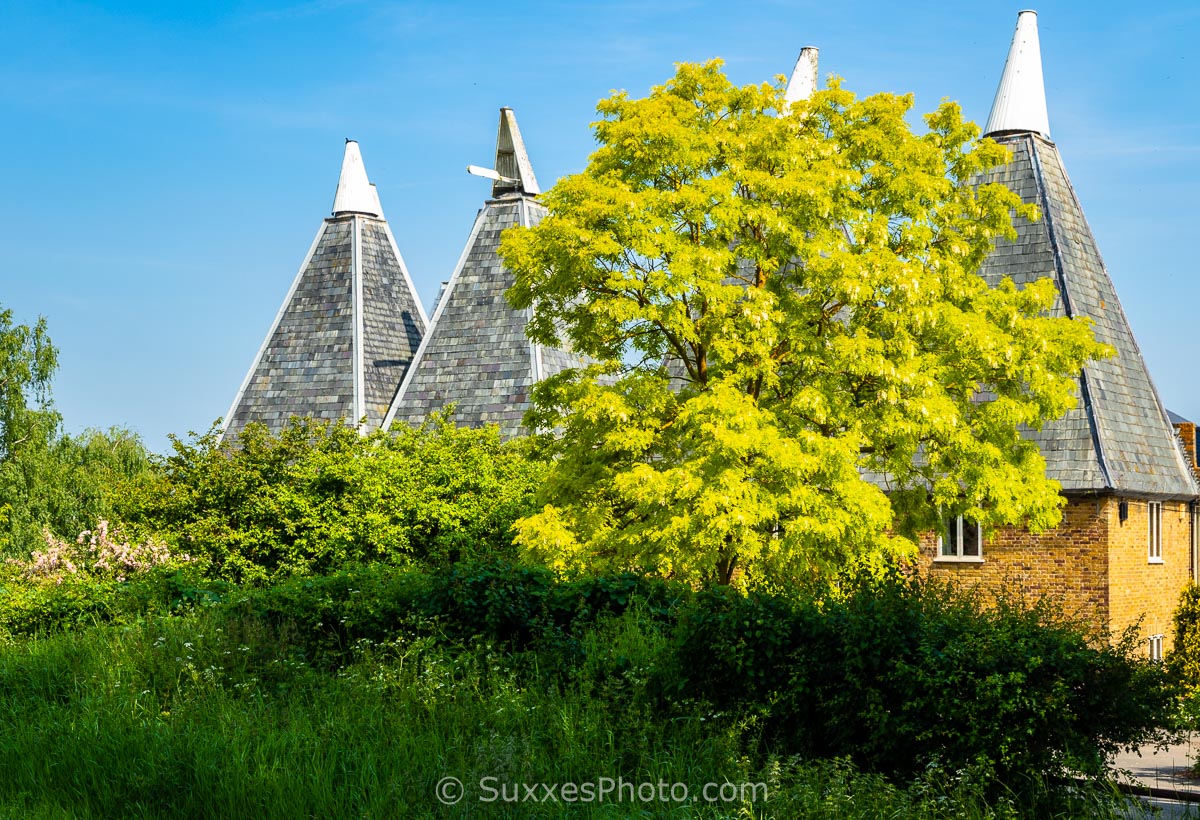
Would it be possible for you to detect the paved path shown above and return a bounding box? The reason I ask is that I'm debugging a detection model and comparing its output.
[1113,735,1200,818]
[1114,734,1200,797]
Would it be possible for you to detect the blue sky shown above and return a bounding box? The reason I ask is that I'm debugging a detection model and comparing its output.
[2,1,1198,452]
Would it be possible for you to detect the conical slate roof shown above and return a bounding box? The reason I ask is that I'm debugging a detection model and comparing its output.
[975,13,1194,498]
[223,140,427,438]
[383,108,586,438]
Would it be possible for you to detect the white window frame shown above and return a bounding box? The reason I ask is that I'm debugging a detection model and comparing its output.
[1149,634,1164,662]
[935,516,984,563]
[1148,501,1163,563]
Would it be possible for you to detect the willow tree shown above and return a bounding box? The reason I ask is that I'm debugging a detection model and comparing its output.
[500,61,1106,589]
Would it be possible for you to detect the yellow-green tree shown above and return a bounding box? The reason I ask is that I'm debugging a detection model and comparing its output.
[500,61,1107,588]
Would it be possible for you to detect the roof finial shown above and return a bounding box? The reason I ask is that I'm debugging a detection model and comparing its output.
[784,47,819,107]
[492,108,539,197]
[984,10,1050,139]
[332,140,382,217]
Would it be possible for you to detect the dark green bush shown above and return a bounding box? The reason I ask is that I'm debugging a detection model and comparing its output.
[1165,583,1200,736]
[231,561,1171,804]
[419,561,684,649]
[226,560,687,671]
[0,573,116,638]
[0,550,1171,812]
[670,571,1174,798]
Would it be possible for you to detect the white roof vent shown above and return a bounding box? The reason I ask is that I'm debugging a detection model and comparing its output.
[784,47,819,108]
[984,10,1051,139]
[332,140,382,217]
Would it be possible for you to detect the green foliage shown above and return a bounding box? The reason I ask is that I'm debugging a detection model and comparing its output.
[0,426,156,556]
[500,61,1109,587]
[0,565,1158,818]
[5,553,1159,803]
[419,562,682,650]
[0,304,158,556]
[669,571,1174,801]
[0,304,57,463]
[214,561,684,672]
[0,571,118,638]
[1165,583,1200,736]
[0,605,1102,820]
[192,562,1174,808]
[0,562,219,642]
[10,519,187,583]
[1168,582,1200,688]
[0,303,103,556]
[122,413,546,583]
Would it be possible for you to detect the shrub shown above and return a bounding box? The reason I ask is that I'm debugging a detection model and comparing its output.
[1168,582,1200,688]
[226,561,688,672]
[121,413,547,583]
[0,572,117,639]
[0,520,200,640]
[3,600,1127,820]
[0,549,1169,812]
[227,561,1171,805]
[12,520,185,584]
[670,570,1174,800]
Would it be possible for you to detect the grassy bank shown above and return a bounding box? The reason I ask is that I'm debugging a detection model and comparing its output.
[0,585,1151,819]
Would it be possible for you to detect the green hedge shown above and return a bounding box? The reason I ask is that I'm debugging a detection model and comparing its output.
[1169,582,1200,688]
[231,563,1171,797]
[670,572,1173,793]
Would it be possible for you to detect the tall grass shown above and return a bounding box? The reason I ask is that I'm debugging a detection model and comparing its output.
[0,603,1148,819]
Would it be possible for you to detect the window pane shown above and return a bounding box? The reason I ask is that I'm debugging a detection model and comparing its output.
[962,520,981,557]
[941,518,958,556]
[1149,503,1162,559]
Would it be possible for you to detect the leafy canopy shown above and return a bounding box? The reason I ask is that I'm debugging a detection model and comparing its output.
[500,61,1108,588]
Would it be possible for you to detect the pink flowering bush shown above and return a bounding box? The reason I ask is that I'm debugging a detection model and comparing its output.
[0,520,199,638]
[10,520,188,585]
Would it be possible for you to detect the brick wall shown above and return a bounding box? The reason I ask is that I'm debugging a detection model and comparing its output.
[1107,498,1192,652]
[916,495,1194,653]
[916,497,1111,624]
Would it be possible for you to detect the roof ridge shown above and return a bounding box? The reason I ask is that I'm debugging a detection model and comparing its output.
[979,132,1195,498]
[1033,137,1197,495]
[1026,134,1114,490]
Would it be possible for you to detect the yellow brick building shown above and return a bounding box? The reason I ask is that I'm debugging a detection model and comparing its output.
[916,12,1198,657]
